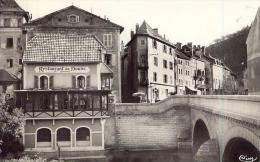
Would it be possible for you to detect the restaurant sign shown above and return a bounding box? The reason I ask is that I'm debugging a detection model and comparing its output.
[35,66,90,73]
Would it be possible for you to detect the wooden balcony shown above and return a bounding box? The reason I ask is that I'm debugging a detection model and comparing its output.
[15,89,111,119]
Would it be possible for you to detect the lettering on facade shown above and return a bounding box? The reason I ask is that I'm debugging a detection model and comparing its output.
[35,66,90,73]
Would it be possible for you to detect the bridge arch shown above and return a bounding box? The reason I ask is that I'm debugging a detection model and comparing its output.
[193,119,211,153]
[221,126,260,162]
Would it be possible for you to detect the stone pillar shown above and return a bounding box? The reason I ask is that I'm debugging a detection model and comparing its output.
[194,139,219,162]
[101,118,106,149]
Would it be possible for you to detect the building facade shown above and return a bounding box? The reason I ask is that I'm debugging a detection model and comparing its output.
[122,21,176,103]
[246,7,260,95]
[15,5,122,152]
[0,0,29,97]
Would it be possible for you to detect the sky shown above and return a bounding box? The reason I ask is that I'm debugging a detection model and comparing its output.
[16,0,260,46]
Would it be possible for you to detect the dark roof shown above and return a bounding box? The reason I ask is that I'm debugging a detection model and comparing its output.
[175,49,190,60]
[23,33,105,63]
[127,21,175,47]
[0,0,29,21]
[0,69,18,83]
[25,5,124,32]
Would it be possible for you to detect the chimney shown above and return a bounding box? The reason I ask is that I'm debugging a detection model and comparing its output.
[153,28,158,34]
[202,46,205,55]
[176,42,182,50]
[130,30,134,39]
[135,23,139,33]
[163,34,166,39]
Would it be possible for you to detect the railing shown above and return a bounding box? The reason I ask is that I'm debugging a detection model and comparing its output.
[15,89,110,118]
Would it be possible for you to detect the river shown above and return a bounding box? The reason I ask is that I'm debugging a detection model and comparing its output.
[64,149,193,162]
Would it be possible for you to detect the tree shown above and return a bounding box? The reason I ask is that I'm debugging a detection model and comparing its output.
[0,96,25,158]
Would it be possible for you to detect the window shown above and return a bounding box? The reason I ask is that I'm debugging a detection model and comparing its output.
[169,48,172,55]
[140,55,146,65]
[153,72,157,82]
[7,59,13,68]
[163,45,167,53]
[101,75,111,90]
[77,76,86,89]
[141,39,145,45]
[105,54,112,65]
[170,76,173,84]
[17,37,21,50]
[40,76,49,89]
[67,14,79,23]
[169,62,173,70]
[76,127,90,146]
[18,18,23,27]
[163,74,168,83]
[165,89,168,97]
[6,38,13,48]
[10,18,17,27]
[4,18,11,27]
[153,39,157,49]
[19,59,22,65]
[57,128,71,146]
[37,128,51,147]
[103,34,113,47]
[163,60,167,68]
[154,57,158,66]
[140,70,146,83]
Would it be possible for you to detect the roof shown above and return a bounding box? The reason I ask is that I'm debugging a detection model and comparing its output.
[24,5,124,32]
[0,0,29,21]
[0,69,18,83]
[175,49,190,60]
[100,63,113,74]
[23,33,105,63]
[127,21,175,47]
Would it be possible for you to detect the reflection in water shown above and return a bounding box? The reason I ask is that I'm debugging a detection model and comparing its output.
[65,149,193,162]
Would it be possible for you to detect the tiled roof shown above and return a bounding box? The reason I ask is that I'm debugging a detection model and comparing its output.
[135,21,175,47]
[23,33,105,63]
[0,69,18,82]
[0,0,29,21]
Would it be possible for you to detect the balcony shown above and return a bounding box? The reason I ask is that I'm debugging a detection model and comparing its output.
[15,89,111,119]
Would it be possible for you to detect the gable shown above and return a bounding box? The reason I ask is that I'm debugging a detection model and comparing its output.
[25,5,123,32]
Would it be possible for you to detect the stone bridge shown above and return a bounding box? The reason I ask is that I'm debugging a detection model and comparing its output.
[108,95,260,162]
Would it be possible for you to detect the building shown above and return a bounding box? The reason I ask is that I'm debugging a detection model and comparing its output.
[174,44,193,95]
[23,5,123,102]
[246,7,260,95]
[175,43,206,95]
[15,5,123,152]
[122,21,176,103]
[0,0,29,96]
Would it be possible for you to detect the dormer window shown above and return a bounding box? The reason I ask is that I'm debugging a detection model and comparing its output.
[67,14,79,23]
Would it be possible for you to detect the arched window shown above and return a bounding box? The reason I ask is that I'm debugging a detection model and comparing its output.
[77,76,85,89]
[57,128,71,147]
[76,127,90,146]
[36,128,52,147]
[40,75,48,89]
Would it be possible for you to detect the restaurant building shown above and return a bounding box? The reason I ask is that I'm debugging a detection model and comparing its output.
[15,5,123,152]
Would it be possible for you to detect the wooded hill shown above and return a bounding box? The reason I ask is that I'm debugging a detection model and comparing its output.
[206,26,250,80]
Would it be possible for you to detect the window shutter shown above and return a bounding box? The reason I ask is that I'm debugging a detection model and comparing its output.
[49,76,54,89]
[34,76,38,89]
[72,75,76,88]
[86,76,91,87]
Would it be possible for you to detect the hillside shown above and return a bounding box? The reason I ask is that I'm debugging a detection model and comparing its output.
[206,26,250,79]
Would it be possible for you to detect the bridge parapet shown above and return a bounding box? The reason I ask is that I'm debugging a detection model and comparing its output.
[114,95,260,127]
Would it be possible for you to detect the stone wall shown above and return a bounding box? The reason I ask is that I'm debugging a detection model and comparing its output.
[105,97,192,150]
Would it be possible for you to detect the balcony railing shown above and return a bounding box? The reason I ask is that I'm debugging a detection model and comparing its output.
[15,89,111,118]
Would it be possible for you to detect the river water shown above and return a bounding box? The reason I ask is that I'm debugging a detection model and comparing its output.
[65,149,193,162]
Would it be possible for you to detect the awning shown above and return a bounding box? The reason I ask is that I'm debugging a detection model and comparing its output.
[185,86,197,92]
[100,63,113,75]
[0,69,18,83]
